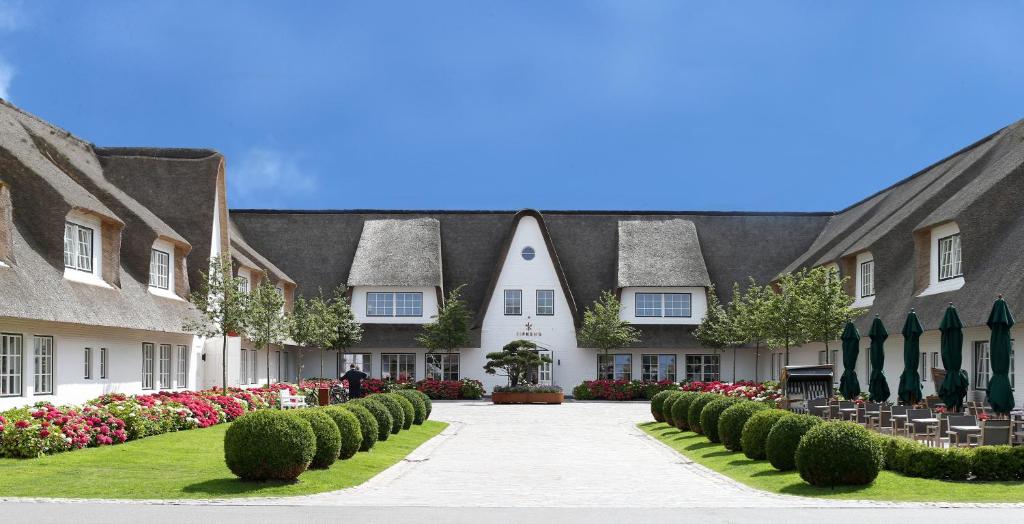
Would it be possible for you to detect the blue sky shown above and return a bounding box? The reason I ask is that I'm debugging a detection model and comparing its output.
[2,1,1023,211]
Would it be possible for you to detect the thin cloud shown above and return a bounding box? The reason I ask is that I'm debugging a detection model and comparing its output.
[0,57,12,99]
[228,148,318,207]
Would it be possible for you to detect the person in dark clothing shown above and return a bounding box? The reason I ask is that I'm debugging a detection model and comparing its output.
[340,364,368,399]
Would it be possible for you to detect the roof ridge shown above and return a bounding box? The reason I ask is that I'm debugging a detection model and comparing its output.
[0,98,96,152]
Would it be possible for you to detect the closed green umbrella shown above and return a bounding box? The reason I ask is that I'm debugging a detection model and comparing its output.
[839,321,861,400]
[938,304,970,412]
[897,310,924,404]
[986,296,1015,415]
[867,316,890,402]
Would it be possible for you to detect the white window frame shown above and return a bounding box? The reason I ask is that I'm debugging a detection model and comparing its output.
[597,353,632,380]
[250,349,258,385]
[176,345,188,388]
[1,333,22,397]
[860,259,875,298]
[636,293,692,318]
[338,352,372,378]
[64,221,95,273]
[149,249,170,290]
[99,347,108,379]
[141,343,155,390]
[84,347,92,380]
[240,349,249,385]
[685,354,720,382]
[381,353,416,381]
[641,354,676,382]
[974,340,1015,391]
[158,344,171,389]
[536,289,555,316]
[33,336,53,395]
[237,275,250,294]
[425,353,460,381]
[921,351,928,382]
[938,233,962,281]
[504,289,522,316]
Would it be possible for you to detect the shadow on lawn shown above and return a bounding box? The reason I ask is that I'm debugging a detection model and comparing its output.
[181,477,297,495]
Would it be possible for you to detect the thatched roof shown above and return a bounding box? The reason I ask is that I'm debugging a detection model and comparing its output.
[229,219,294,285]
[617,219,711,288]
[348,218,442,288]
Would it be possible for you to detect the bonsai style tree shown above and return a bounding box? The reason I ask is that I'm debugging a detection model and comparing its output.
[244,278,291,386]
[329,286,363,377]
[578,290,640,356]
[484,339,552,387]
[416,285,471,355]
[798,265,861,363]
[184,254,248,391]
[734,279,774,382]
[288,292,337,384]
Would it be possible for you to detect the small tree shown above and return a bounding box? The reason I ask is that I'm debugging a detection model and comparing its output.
[184,255,248,391]
[483,340,553,387]
[244,279,291,386]
[798,265,862,363]
[734,278,774,382]
[416,285,471,355]
[766,271,809,367]
[696,284,747,382]
[578,290,640,356]
[329,286,363,376]
[288,292,337,384]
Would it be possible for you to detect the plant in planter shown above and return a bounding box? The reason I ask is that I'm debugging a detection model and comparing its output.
[484,340,553,387]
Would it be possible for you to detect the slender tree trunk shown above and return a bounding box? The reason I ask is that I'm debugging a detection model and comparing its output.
[221,332,228,392]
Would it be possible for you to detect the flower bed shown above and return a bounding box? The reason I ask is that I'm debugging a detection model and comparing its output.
[681,380,782,405]
[571,380,678,400]
[492,385,564,404]
[301,378,485,400]
[0,384,296,459]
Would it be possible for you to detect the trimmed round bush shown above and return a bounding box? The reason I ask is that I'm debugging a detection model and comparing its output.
[290,409,342,469]
[687,393,720,435]
[224,410,315,481]
[971,446,1024,481]
[340,403,379,452]
[370,394,406,434]
[387,393,416,430]
[700,397,743,443]
[880,434,919,473]
[412,389,433,420]
[395,390,427,425]
[351,398,393,442]
[795,421,882,486]
[718,401,769,451]
[741,409,792,460]
[323,406,363,460]
[765,413,822,471]
[650,390,677,423]
[660,391,686,427]
[572,383,595,400]
[670,392,700,431]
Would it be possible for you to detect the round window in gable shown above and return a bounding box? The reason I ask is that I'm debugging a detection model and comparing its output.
[521,246,536,261]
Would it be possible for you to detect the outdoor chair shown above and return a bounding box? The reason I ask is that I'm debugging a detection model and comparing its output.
[807,398,829,418]
[906,409,940,446]
[860,402,880,425]
[890,405,908,435]
[869,407,892,434]
[827,401,840,420]
[837,400,856,421]
[945,414,978,447]
[968,419,1012,447]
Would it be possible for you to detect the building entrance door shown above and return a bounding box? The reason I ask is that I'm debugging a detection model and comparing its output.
[535,349,553,386]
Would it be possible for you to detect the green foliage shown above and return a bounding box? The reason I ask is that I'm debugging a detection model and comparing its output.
[394,390,427,425]
[322,406,363,460]
[650,390,677,423]
[670,392,700,430]
[387,393,416,430]
[417,285,472,354]
[695,284,743,350]
[766,272,810,365]
[458,380,484,400]
[765,413,822,471]
[700,397,744,443]
[687,393,720,434]
[971,446,1024,481]
[370,394,406,434]
[339,404,378,452]
[718,401,769,451]
[223,410,314,481]
[411,390,433,419]
[741,409,792,460]
[578,290,640,355]
[795,421,882,487]
[660,391,686,426]
[797,266,862,355]
[289,292,339,383]
[330,286,364,352]
[245,280,291,386]
[290,409,341,469]
[573,383,595,400]
[349,398,393,442]
[878,436,973,481]
[184,255,249,390]
[483,340,553,387]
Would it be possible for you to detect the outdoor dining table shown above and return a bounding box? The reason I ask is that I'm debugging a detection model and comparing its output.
[948,425,982,447]
[911,417,941,446]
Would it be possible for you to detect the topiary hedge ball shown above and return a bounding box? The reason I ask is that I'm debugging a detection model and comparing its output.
[351,398,393,442]
[741,409,792,460]
[290,409,342,469]
[687,393,720,435]
[700,397,744,443]
[370,394,406,434]
[412,389,432,419]
[395,390,427,425]
[387,393,416,430]
[971,446,1024,481]
[670,392,700,431]
[323,406,363,460]
[650,390,677,423]
[718,401,769,451]
[795,421,882,487]
[765,413,823,471]
[660,391,686,427]
[340,403,379,452]
[224,410,315,481]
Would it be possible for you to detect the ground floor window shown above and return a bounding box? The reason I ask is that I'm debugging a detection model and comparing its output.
[141,343,154,390]
[99,347,108,379]
[159,344,172,389]
[33,336,53,395]
[974,340,1015,391]
[274,350,281,382]
[240,349,249,385]
[176,345,187,388]
[250,349,258,384]
[337,352,372,378]
[426,353,460,381]
[382,353,416,381]
[641,354,676,382]
[1,333,22,397]
[84,347,93,380]
[686,354,720,382]
[920,351,928,382]
[597,354,632,380]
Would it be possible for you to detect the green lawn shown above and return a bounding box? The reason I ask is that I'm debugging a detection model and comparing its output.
[640,421,1024,503]
[0,420,447,499]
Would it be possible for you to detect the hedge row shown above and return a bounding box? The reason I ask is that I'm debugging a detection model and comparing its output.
[224,389,433,481]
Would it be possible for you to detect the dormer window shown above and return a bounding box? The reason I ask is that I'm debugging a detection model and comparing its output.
[64,222,94,273]
[237,275,250,294]
[917,222,964,297]
[366,291,423,317]
[938,233,962,281]
[860,260,874,297]
[636,292,691,318]
[149,249,170,289]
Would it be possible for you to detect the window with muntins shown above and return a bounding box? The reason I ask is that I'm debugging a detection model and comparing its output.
[250,349,258,384]
[237,276,249,294]
[100,347,108,379]
[84,347,92,379]
[141,343,154,390]
[597,354,632,380]
[159,344,171,389]
[338,353,372,377]
[150,249,170,289]
[382,353,416,381]
[974,340,1015,391]
[536,290,554,316]
[685,354,720,382]
[641,354,677,382]
[938,233,962,281]
[176,345,188,388]
[636,293,692,318]
[63,222,94,273]
[33,336,53,395]
[860,259,875,297]
[366,292,424,317]
[504,289,522,316]
[0,333,22,396]
[920,352,928,382]
[426,353,460,381]
[240,349,249,385]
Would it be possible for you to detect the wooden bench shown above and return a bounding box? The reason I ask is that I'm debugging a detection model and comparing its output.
[280,391,305,409]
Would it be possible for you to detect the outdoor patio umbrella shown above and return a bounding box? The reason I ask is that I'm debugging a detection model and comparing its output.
[897,310,924,404]
[867,316,890,402]
[938,304,970,412]
[839,321,861,400]
[986,296,1015,414]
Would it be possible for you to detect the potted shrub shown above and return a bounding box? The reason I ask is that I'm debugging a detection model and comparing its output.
[492,385,564,404]
[485,340,562,404]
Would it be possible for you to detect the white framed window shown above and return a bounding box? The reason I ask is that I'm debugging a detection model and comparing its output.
[99,347,108,379]
[149,249,170,289]
[141,343,154,390]
[250,349,258,384]
[338,352,372,377]
[237,275,250,294]
[63,222,94,273]
[536,289,555,316]
[176,345,188,388]
[974,340,1015,391]
[641,354,676,382]
[685,354,720,382]
[33,336,53,395]
[938,233,962,281]
[636,293,692,318]
[425,353,460,381]
[860,259,874,298]
[597,354,632,380]
[504,289,522,316]
[84,347,92,380]
[921,351,928,382]
[365,291,423,317]
[240,349,249,385]
[1,333,22,396]
[394,292,423,317]
[158,344,171,389]
[381,353,416,381]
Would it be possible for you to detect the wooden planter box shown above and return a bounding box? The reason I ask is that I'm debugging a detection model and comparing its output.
[492,391,564,405]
